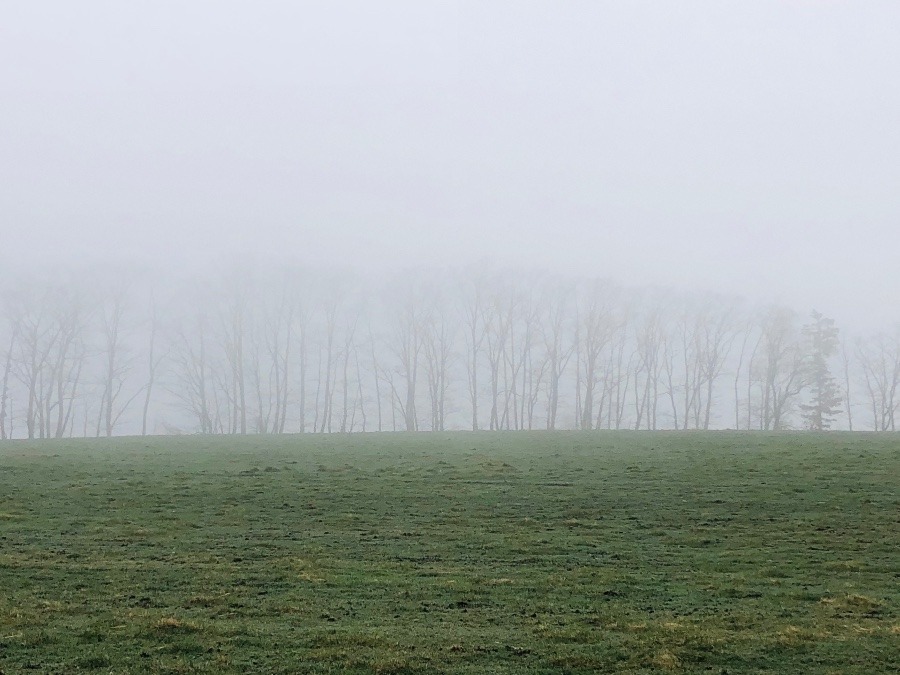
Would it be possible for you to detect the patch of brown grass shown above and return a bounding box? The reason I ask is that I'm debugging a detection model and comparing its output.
[373,658,414,674]
[824,559,864,571]
[651,649,681,670]
[821,594,884,616]
[154,617,199,632]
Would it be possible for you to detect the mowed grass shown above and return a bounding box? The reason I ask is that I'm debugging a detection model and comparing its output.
[0,432,897,674]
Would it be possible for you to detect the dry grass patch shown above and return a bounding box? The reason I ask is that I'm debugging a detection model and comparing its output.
[776,625,804,645]
[186,594,221,607]
[372,657,415,674]
[824,559,864,571]
[154,617,200,633]
[651,649,681,670]
[776,624,833,645]
[821,593,885,616]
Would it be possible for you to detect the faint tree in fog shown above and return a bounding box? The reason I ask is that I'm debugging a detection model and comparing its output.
[0,318,16,440]
[295,300,310,434]
[516,281,552,431]
[575,280,616,430]
[506,283,534,430]
[605,313,633,430]
[840,342,854,431]
[539,280,575,430]
[48,291,87,438]
[855,331,900,431]
[141,296,165,436]
[315,291,340,433]
[695,299,740,429]
[633,302,665,430]
[660,295,738,430]
[732,316,757,430]
[505,308,522,430]
[9,282,88,439]
[460,271,488,431]
[386,281,425,431]
[755,307,807,430]
[661,304,684,430]
[483,280,512,431]
[171,307,214,434]
[422,289,455,432]
[352,337,368,432]
[799,311,842,431]
[254,273,305,434]
[220,277,249,434]
[97,289,143,437]
[339,309,360,433]
[10,287,51,439]
[367,322,384,432]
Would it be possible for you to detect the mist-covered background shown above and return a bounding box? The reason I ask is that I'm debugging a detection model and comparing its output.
[2,2,899,436]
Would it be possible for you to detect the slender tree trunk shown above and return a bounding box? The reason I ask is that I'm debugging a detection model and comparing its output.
[0,330,15,440]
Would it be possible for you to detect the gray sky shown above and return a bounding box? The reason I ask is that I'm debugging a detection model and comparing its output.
[2,1,898,329]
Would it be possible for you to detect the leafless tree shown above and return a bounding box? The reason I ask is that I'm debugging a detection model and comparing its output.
[855,331,900,431]
[8,281,89,439]
[840,341,854,431]
[459,271,489,431]
[754,307,807,430]
[0,319,17,440]
[10,285,56,439]
[316,293,340,433]
[385,280,426,431]
[633,299,665,430]
[141,296,166,436]
[575,280,617,430]
[339,311,360,433]
[96,289,144,437]
[422,292,455,432]
[220,276,249,434]
[170,304,215,434]
[694,298,740,429]
[539,280,575,430]
[732,317,758,430]
[367,322,384,432]
[483,280,513,431]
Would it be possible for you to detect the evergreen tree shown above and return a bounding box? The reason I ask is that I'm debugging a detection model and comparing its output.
[800,310,842,430]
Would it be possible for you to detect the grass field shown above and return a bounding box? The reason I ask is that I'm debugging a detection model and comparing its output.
[0,432,897,674]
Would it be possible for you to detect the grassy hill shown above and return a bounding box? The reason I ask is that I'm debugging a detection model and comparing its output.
[0,432,897,673]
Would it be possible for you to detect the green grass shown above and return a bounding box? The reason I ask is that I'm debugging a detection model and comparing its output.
[0,432,897,673]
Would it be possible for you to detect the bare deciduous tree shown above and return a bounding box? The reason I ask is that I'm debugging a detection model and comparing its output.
[855,331,900,431]
[755,307,807,430]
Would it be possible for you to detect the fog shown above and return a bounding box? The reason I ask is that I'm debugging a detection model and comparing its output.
[2,2,899,436]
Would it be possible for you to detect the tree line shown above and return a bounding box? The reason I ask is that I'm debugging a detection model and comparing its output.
[0,264,898,439]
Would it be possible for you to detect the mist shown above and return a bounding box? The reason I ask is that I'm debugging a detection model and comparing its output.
[3,7,900,672]
[2,2,900,437]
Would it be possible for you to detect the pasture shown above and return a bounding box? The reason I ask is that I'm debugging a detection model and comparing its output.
[0,432,897,673]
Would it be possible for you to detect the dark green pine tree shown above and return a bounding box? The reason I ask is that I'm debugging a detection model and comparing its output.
[800,310,843,430]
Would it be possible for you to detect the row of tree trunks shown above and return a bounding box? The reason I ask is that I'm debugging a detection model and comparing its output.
[1,267,899,435]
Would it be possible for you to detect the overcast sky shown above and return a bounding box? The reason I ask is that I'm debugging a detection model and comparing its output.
[1,2,898,330]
